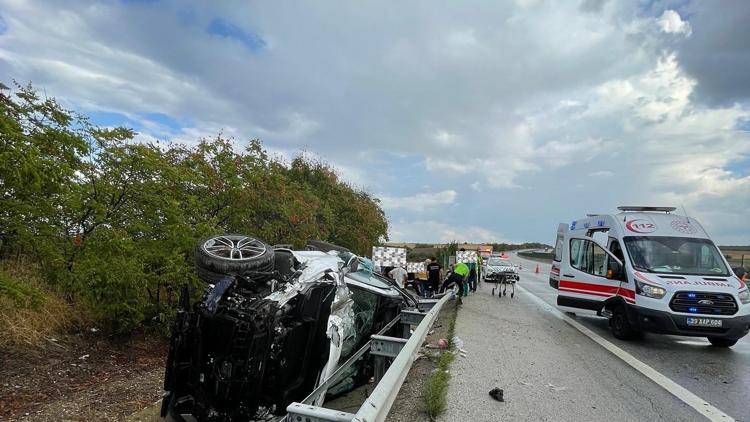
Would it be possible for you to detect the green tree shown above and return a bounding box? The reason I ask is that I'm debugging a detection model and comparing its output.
[1,82,390,335]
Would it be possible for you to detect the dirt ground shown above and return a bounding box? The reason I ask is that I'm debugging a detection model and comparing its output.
[0,301,456,422]
[0,332,168,422]
[386,299,458,422]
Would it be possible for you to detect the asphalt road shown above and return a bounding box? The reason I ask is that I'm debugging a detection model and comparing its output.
[440,252,748,421]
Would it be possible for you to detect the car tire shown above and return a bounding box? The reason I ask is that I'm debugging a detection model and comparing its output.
[195,234,275,282]
[610,305,638,340]
[707,337,738,348]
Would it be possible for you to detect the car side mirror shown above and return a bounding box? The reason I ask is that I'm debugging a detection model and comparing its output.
[606,260,623,280]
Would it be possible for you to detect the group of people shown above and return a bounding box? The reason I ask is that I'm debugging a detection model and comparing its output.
[386,249,483,301]
[387,257,443,297]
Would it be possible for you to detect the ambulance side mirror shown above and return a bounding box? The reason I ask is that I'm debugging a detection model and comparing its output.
[606,260,623,280]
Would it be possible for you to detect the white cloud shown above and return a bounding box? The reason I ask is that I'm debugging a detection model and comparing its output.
[593,54,695,122]
[432,129,464,148]
[657,10,692,36]
[380,190,457,212]
[588,170,614,178]
[389,220,503,243]
[1,1,748,244]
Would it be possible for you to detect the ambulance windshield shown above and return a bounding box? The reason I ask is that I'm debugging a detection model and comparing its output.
[623,236,730,276]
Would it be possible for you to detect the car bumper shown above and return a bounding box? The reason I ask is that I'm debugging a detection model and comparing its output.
[626,304,750,340]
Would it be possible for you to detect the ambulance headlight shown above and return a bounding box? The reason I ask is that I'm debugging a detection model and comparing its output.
[636,280,666,299]
[738,288,750,305]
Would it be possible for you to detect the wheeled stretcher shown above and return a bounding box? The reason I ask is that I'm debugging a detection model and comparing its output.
[487,272,518,298]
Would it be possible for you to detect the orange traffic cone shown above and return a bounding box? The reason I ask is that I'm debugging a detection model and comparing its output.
[535,264,540,274]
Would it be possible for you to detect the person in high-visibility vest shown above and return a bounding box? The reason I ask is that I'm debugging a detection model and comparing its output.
[441,261,469,299]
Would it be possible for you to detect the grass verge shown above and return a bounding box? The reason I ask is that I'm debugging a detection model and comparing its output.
[0,258,81,349]
[423,299,459,420]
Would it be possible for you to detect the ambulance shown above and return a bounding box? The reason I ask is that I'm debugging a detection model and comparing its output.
[552,206,750,347]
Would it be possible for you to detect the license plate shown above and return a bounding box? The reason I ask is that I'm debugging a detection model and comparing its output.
[686,317,723,328]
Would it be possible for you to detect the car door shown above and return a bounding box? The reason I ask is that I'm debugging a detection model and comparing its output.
[558,236,622,311]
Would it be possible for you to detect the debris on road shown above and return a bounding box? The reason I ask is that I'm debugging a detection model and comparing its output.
[489,387,504,402]
[547,383,568,392]
[452,336,464,349]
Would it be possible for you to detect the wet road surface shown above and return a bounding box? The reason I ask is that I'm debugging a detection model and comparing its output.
[440,252,747,421]
[512,252,749,421]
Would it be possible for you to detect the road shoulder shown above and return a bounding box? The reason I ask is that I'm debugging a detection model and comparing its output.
[440,283,700,422]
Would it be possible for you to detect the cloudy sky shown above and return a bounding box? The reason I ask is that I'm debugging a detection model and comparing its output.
[1,0,748,245]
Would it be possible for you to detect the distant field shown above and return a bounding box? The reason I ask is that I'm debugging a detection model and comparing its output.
[720,247,749,269]
[517,250,554,262]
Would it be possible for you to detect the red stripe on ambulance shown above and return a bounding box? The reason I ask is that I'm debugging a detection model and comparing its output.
[559,280,636,304]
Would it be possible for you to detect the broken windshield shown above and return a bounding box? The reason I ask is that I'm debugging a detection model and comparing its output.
[346,270,394,290]
[623,236,729,276]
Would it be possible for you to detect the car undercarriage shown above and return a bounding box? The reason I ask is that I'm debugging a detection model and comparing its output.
[162,235,412,421]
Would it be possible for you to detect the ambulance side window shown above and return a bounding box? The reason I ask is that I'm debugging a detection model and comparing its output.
[608,239,625,263]
[570,239,584,268]
[570,239,608,277]
[592,246,606,276]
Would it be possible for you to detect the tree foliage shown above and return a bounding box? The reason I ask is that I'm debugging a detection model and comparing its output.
[0,82,388,334]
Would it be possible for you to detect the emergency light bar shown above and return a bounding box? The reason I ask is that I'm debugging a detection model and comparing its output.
[617,206,676,213]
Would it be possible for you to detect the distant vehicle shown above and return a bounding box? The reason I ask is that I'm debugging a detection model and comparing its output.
[484,256,519,284]
[162,234,415,421]
[554,206,750,347]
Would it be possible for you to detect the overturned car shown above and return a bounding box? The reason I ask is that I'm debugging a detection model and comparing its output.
[161,235,415,421]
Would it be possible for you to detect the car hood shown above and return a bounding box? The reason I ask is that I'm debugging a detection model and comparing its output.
[634,271,745,293]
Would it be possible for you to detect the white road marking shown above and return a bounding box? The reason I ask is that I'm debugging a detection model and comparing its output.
[516,283,734,422]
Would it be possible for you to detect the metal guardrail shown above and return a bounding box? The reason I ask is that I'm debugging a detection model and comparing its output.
[285,294,451,422]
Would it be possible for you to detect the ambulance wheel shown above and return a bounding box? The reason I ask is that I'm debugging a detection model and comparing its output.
[707,337,738,348]
[610,305,637,340]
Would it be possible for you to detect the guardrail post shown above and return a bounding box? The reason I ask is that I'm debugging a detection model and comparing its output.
[417,298,439,312]
[399,310,426,339]
[370,335,409,358]
[286,402,355,422]
[352,294,451,422]
[282,295,450,422]
[373,355,387,384]
[370,335,408,383]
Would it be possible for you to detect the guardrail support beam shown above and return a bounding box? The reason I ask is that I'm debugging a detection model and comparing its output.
[370,335,408,358]
[399,310,426,338]
[286,402,354,422]
[417,299,439,312]
[371,334,409,384]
